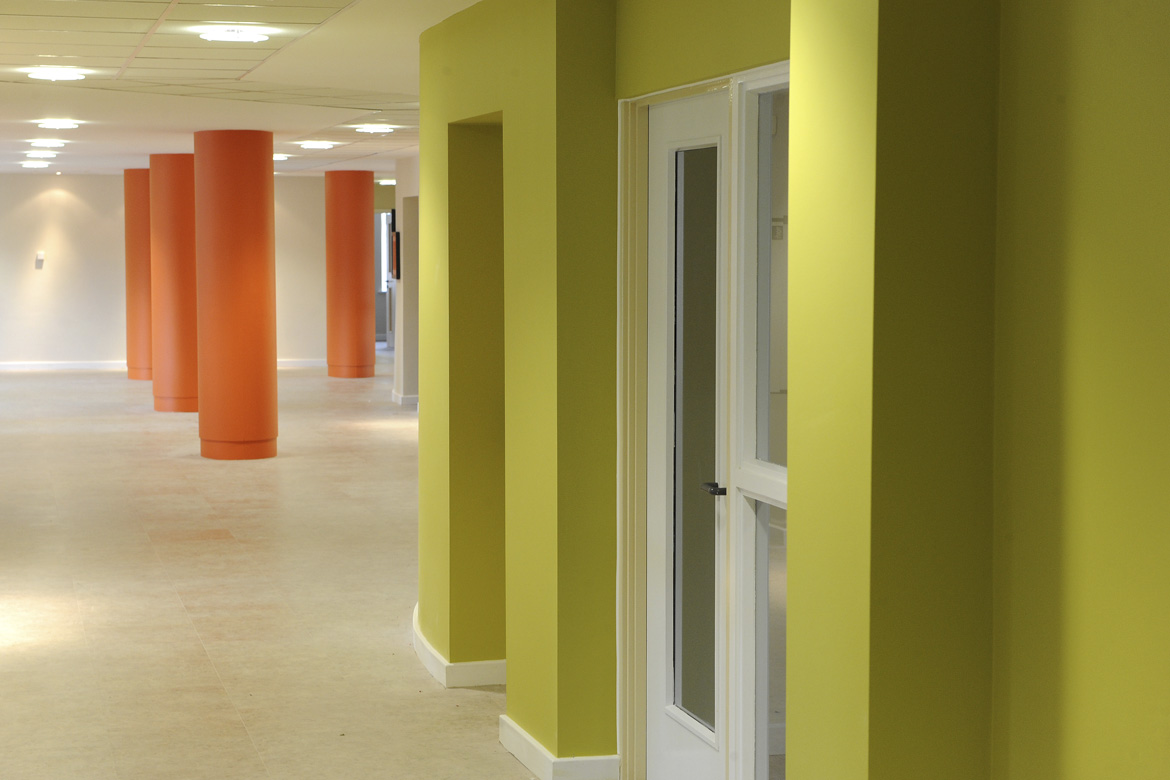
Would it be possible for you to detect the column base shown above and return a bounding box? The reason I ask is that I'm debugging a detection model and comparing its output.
[128,367,152,380]
[201,438,277,460]
[155,396,198,412]
[328,365,375,378]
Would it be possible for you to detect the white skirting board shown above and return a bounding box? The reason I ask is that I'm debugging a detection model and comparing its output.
[0,361,124,371]
[499,715,620,780]
[392,390,418,406]
[411,603,506,688]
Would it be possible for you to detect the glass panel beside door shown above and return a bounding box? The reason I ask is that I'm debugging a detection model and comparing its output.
[754,90,789,467]
[674,145,719,731]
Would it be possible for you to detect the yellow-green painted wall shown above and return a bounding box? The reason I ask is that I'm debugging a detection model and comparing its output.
[994,3,1170,778]
[790,0,997,777]
[418,0,617,758]
[615,0,789,98]
[553,0,618,756]
[447,120,506,662]
[788,2,877,775]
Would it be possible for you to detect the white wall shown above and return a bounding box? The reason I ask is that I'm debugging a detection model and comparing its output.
[392,155,419,403]
[0,173,328,366]
[0,174,126,364]
[273,176,327,362]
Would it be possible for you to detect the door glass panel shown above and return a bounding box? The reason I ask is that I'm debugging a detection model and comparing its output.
[674,145,719,731]
[757,501,787,779]
[755,90,790,466]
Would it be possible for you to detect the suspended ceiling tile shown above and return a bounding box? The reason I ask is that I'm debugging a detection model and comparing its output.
[0,16,155,32]
[182,0,354,8]
[0,1,168,19]
[136,45,270,61]
[0,54,126,68]
[129,58,259,70]
[0,30,144,46]
[166,5,338,24]
[119,68,250,80]
[0,42,137,57]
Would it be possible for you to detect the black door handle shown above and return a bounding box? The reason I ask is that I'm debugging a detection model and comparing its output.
[700,482,727,496]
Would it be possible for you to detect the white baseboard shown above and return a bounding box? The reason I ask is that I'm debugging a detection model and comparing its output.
[277,358,327,368]
[770,719,785,755]
[0,360,124,372]
[392,390,418,406]
[499,715,620,780]
[412,603,506,688]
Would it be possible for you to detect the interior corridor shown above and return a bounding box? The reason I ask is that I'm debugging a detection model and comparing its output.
[0,361,528,780]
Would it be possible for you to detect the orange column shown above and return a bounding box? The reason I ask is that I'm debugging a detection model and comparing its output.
[325,170,376,378]
[123,169,152,380]
[194,130,277,460]
[149,154,198,411]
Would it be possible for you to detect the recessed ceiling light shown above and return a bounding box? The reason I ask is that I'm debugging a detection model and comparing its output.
[30,139,66,148]
[38,119,80,130]
[26,151,57,159]
[21,160,50,168]
[378,179,397,186]
[56,171,62,176]
[25,67,87,81]
[355,124,395,134]
[273,153,290,161]
[195,25,275,43]
[298,141,334,150]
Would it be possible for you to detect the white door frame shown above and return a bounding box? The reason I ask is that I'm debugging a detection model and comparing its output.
[617,61,791,780]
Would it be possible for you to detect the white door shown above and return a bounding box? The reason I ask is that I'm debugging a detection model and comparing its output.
[646,66,790,780]
[646,88,731,780]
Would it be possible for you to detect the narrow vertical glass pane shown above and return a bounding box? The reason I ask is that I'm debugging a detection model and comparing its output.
[674,145,719,731]
[755,90,790,466]
[766,503,787,778]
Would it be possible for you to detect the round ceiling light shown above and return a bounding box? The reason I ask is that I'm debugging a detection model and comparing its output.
[26,151,57,159]
[298,141,334,150]
[378,179,397,186]
[273,153,290,161]
[355,124,395,134]
[21,160,51,168]
[25,67,86,81]
[196,25,275,43]
[37,119,80,130]
[30,139,66,148]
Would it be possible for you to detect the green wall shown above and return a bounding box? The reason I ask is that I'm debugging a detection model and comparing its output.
[418,0,617,758]
[615,0,789,98]
[789,0,998,777]
[994,2,1170,778]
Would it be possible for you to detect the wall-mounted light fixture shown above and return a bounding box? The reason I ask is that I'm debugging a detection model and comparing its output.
[35,251,45,270]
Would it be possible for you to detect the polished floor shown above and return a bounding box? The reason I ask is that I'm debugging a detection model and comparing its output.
[0,362,529,780]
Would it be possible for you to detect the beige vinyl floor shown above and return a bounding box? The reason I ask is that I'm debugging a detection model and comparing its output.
[0,360,530,780]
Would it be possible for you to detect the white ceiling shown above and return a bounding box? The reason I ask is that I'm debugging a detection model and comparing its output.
[0,0,480,177]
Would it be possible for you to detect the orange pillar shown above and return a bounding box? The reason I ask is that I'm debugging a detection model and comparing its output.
[194,130,277,460]
[149,154,198,412]
[123,169,152,380]
[325,170,376,378]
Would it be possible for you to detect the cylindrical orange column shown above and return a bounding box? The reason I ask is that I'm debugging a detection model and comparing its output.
[325,170,376,378]
[149,155,198,411]
[124,169,152,380]
[194,130,277,460]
